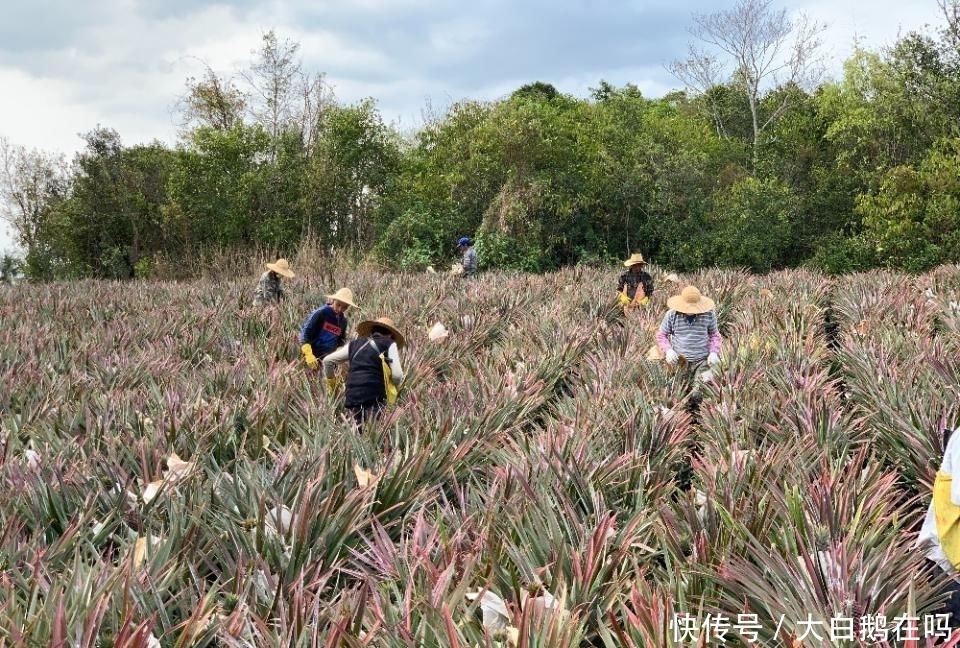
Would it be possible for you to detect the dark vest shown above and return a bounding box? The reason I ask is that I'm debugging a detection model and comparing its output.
[345,335,393,407]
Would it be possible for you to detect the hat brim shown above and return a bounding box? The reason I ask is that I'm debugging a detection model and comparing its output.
[356,320,406,348]
[326,294,358,309]
[667,294,715,315]
[266,263,295,278]
[623,259,647,267]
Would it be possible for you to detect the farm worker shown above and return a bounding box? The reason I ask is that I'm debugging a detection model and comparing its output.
[253,258,294,306]
[655,285,722,368]
[300,287,357,377]
[322,316,405,427]
[916,425,960,626]
[457,237,478,277]
[617,253,654,310]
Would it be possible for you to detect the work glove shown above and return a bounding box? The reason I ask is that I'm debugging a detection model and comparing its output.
[324,377,341,393]
[301,343,319,370]
[636,296,650,307]
[618,292,631,306]
[707,352,721,367]
[665,349,679,365]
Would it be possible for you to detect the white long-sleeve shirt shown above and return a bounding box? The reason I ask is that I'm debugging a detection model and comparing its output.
[917,426,960,575]
[322,338,404,384]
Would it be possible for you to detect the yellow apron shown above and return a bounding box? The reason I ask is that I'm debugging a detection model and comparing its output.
[934,470,960,568]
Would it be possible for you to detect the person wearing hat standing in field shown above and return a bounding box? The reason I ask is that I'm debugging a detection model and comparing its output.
[457,237,478,277]
[617,253,654,311]
[655,285,722,369]
[657,285,722,491]
[254,258,295,306]
[300,288,358,382]
[322,316,405,427]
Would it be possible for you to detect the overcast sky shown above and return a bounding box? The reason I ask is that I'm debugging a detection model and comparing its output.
[0,0,947,253]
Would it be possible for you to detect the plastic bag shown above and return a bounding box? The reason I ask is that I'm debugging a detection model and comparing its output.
[380,353,399,405]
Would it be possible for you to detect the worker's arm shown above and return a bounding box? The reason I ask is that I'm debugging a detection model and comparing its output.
[707,312,722,355]
[655,312,674,353]
[322,344,349,379]
[386,343,404,384]
[947,427,960,505]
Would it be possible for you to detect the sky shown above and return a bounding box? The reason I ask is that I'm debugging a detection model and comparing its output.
[0,0,948,253]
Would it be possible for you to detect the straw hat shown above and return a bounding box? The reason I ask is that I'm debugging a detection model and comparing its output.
[623,253,648,267]
[325,287,358,309]
[266,258,295,278]
[356,316,406,348]
[667,285,715,315]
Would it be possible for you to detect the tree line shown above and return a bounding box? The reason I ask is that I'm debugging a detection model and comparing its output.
[3,0,960,281]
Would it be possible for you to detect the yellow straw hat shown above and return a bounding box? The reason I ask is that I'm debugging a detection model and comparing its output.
[356,316,406,348]
[623,253,648,267]
[325,287,358,309]
[265,258,295,278]
[667,285,715,315]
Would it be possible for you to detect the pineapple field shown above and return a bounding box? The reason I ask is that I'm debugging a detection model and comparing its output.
[2,263,960,647]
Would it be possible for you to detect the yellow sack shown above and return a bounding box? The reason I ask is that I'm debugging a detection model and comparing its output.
[934,470,960,568]
[380,352,399,405]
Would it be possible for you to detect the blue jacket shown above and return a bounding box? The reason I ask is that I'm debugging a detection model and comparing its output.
[300,305,348,357]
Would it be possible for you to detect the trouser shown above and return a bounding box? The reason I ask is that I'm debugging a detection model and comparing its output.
[670,358,710,415]
[346,400,385,428]
[671,359,708,492]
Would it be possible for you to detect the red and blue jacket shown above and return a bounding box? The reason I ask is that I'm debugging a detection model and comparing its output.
[300,304,347,358]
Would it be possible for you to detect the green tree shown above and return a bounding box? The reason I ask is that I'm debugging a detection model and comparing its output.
[703,176,797,272]
[303,99,401,251]
[0,252,22,284]
[856,138,960,272]
[176,63,246,133]
[167,123,272,250]
[586,84,732,269]
[56,128,176,278]
[374,100,497,269]
[0,137,70,279]
[669,0,826,170]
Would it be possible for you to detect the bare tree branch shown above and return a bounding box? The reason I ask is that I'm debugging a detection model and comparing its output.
[668,0,826,169]
[0,137,68,252]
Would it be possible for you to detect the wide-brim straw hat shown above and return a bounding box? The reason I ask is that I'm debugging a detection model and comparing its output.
[623,253,648,267]
[356,316,406,348]
[266,258,295,278]
[326,287,358,309]
[667,285,715,315]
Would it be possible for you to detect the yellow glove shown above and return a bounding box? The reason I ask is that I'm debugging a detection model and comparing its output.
[638,296,650,307]
[301,343,319,370]
[325,377,341,393]
[617,292,631,306]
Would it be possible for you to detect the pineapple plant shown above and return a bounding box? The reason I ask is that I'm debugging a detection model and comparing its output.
[0,262,958,645]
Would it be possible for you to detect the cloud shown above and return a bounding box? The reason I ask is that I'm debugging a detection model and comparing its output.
[0,0,948,163]
[0,66,100,154]
[0,0,947,256]
[0,0,114,53]
[784,0,943,79]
